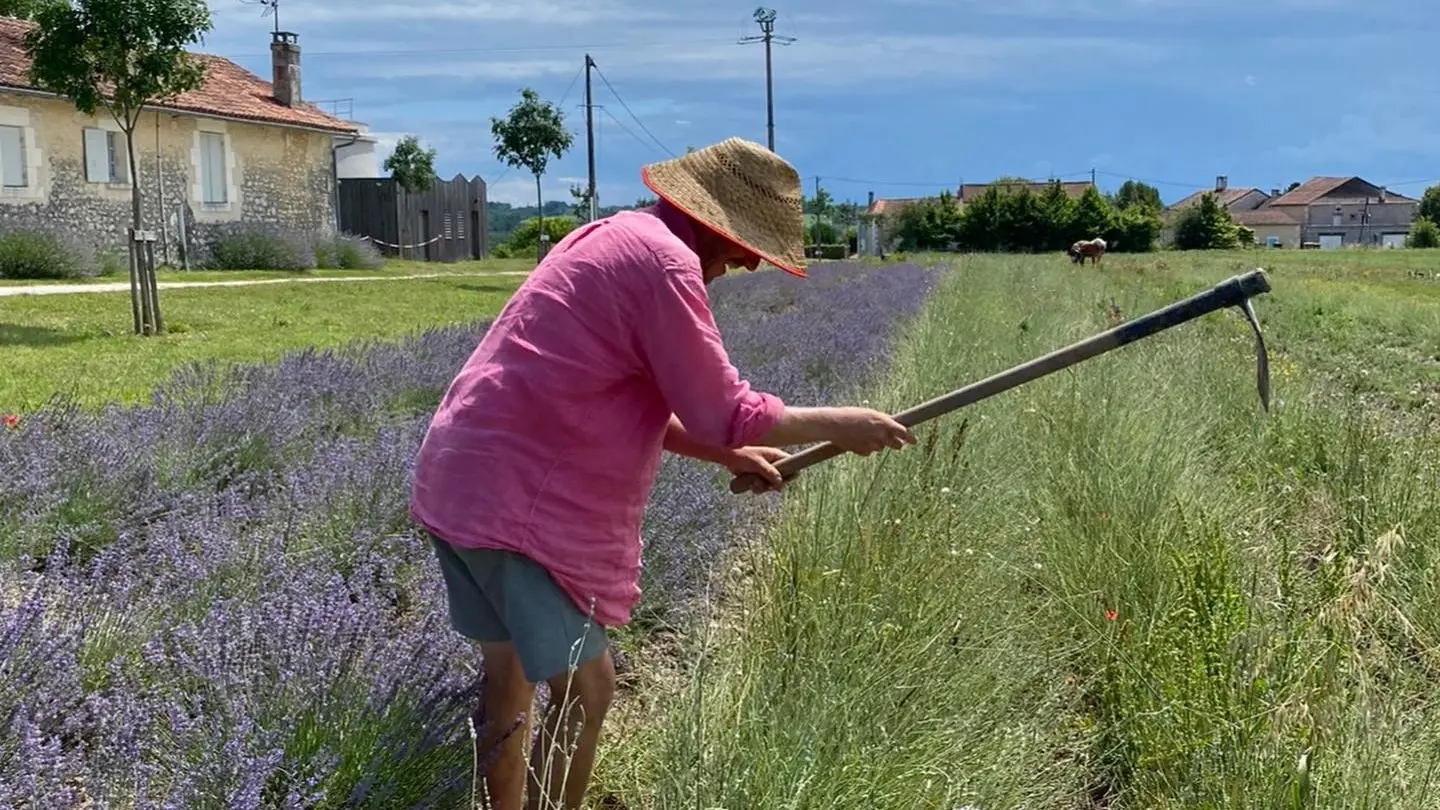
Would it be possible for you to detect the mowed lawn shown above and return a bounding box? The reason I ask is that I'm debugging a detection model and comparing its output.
[0,267,529,410]
[598,249,1440,808]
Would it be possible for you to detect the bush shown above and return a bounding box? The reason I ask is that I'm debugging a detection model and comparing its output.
[0,225,98,279]
[203,223,317,271]
[498,214,578,257]
[1407,218,1440,248]
[315,233,384,270]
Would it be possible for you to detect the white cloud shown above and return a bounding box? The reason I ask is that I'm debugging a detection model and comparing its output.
[342,33,1159,87]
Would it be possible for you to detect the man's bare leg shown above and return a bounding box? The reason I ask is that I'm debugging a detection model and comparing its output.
[525,649,616,810]
[477,642,537,810]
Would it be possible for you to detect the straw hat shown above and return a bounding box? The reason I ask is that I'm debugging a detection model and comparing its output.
[640,137,808,278]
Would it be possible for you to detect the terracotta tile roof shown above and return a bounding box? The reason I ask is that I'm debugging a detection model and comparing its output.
[1167,186,1265,210]
[865,197,925,216]
[1265,176,1359,206]
[1233,208,1301,226]
[0,16,356,134]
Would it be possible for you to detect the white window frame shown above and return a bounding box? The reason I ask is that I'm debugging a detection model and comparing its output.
[83,122,129,186]
[191,120,237,212]
[0,104,44,201]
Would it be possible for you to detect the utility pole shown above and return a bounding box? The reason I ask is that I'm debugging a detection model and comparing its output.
[1090,167,1097,186]
[585,54,597,222]
[739,7,795,151]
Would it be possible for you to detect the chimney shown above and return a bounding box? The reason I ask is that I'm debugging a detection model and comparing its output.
[271,31,301,107]
[867,190,875,209]
[1378,186,1387,203]
[1270,187,1280,199]
[1215,175,1228,192]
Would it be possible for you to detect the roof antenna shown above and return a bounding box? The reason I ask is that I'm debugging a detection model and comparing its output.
[241,0,280,33]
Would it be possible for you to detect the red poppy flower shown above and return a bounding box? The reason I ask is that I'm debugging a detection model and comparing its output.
[1105,609,1118,622]
[3,414,18,430]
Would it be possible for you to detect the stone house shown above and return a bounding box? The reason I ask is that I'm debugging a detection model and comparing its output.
[1258,176,1417,249]
[0,17,359,263]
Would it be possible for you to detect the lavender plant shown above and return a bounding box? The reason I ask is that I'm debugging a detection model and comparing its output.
[0,261,939,806]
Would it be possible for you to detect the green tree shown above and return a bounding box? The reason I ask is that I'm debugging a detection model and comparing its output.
[1037,181,1077,251]
[955,187,1004,251]
[1113,180,1163,212]
[995,186,1044,251]
[25,0,212,336]
[1415,184,1440,228]
[1105,205,1164,252]
[1071,185,1116,244]
[1408,218,1440,248]
[891,192,962,251]
[1171,192,1247,250]
[492,214,579,258]
[384,134,437,194]
[491,87,574,261]
[0,0,59,18]
[805,186,833,245]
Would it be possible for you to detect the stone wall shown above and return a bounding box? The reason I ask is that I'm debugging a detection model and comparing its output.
[0,91,337,267]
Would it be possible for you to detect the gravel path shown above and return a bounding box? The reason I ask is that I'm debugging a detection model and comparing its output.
[0,270,531,297]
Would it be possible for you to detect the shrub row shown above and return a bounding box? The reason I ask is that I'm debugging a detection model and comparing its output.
[0,222,385,280]
[201,223,385,271]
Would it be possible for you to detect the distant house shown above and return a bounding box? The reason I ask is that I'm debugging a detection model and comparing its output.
[857,178,1097,256]
[1166,176,1271,215]
[1163,174,1416,248]
[0,17,360,262]
[1261,176,1416,249]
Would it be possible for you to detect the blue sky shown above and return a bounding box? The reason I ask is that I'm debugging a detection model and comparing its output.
[203,0,1439,208]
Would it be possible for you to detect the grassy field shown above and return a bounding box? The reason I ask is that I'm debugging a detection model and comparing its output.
[596,249,1440,808]
[0,270,528,410]
[0,257,536,287]
[4,245,1438,807]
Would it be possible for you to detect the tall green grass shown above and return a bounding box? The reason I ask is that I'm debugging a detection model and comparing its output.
[599,254,1440,809]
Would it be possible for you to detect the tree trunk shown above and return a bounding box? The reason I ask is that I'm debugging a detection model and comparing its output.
[535,173,544,263]
[124,120,161,335]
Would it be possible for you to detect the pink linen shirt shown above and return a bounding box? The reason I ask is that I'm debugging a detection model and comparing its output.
[409,201,785,627]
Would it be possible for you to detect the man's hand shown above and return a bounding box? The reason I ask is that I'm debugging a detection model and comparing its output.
[825,407,917,456]
[724,445,791,493]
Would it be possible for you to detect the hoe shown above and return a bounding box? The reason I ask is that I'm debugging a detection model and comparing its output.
[729,268,1273,494]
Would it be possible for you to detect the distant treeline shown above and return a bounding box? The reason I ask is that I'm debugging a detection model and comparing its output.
[881,180,1179,254]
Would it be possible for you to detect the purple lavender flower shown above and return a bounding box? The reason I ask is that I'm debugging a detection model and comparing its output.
[0,260,940,807]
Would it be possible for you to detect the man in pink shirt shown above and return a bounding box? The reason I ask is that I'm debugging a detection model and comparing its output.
[410,137,915,810]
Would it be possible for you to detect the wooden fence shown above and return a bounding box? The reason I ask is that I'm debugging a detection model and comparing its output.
[337,174,489,262]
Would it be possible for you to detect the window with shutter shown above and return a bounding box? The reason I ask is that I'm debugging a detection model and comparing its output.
[200,132,227,203]
[108,131,128,184]
[0,125,27,188]
[84,128,109,182]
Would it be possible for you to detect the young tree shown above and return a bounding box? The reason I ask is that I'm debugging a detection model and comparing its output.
[491,88,573,261]
[1113,179,1163,212]
[25,0,213,336]
[384,134,437,194]
[1416,183,1440,228]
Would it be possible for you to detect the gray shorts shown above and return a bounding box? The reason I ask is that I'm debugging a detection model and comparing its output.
[427,533,610,684]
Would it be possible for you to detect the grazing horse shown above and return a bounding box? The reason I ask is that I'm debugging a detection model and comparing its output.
[1070,237,1108,265]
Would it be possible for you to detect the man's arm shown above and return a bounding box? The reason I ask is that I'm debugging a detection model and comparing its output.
[663,414,737,465]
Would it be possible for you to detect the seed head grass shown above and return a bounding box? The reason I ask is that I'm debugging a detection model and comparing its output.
[598,251,1440,809]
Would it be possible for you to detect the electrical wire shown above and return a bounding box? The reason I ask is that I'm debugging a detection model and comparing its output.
[590,63,675,158]
[229,37,735,60]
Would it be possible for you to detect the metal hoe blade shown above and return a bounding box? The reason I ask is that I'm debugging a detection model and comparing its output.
[1239,297,1271,411]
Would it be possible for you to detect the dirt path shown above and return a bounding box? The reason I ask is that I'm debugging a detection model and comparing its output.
[0,270,531,297]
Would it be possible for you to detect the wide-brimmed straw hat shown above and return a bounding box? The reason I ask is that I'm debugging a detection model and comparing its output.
[640,137,807,278]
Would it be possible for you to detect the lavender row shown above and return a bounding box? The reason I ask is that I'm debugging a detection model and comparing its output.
[0,261,939,808]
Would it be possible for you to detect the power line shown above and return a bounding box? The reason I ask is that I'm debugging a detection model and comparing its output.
[589,62,674,158]
[598,105,663,157]
[229,37,735,60]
